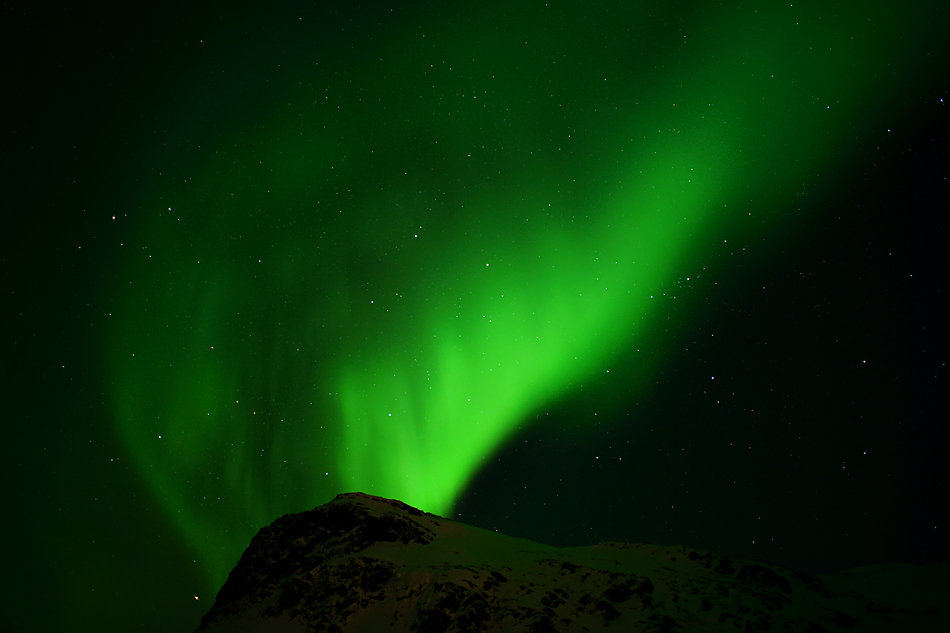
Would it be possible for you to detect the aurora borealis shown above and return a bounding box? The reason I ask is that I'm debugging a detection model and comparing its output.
[6,1,948,631]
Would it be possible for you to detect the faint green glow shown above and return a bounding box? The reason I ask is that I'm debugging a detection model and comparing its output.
[108,2,925,588]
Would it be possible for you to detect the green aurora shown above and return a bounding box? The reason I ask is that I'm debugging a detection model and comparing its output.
[107,2,936,589]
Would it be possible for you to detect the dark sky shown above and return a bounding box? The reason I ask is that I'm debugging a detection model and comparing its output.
[4,2,948,632]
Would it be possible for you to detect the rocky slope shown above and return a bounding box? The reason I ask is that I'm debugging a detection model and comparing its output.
[197,492,945,632]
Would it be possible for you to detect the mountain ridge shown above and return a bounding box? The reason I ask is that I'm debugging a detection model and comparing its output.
[197,492,945,632]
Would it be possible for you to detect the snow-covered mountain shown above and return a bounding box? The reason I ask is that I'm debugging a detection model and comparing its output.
[197,492,945,632]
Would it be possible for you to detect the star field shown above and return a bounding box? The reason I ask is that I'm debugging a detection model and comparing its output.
[4,2,947,632]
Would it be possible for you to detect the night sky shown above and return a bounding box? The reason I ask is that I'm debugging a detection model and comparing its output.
[5,2,948,631]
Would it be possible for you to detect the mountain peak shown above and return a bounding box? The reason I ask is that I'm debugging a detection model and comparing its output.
[198,493,945,632]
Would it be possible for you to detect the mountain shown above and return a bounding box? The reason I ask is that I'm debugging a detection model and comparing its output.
[197,492,945,632]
